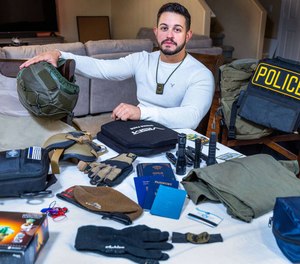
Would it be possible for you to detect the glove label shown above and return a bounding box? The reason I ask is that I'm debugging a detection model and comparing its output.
[104,245,125,254]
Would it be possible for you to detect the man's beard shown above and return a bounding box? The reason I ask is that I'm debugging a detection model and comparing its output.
[159,38,186,56]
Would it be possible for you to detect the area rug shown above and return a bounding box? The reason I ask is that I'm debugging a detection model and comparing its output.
[72,113,113,137]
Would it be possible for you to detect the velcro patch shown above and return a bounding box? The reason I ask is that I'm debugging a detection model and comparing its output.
[27,146,42,160]
[252,62,300,100]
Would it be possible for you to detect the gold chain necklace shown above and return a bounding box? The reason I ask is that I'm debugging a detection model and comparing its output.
[155,52,187,94]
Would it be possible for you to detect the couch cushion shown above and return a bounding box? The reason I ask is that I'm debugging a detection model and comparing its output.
[72,75,90,117]
[136,27,157,44]
[89,52,138,114]
[0,48,5,59]
[86,39,152,115]
[186,38,212,49]
[2,42,86,59]
[90,78,138,114]
[85,39,153,56]
[187,46,223,55]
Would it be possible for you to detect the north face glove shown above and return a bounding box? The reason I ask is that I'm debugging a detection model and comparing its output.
[78,153,137,187]
[75,225,173,264]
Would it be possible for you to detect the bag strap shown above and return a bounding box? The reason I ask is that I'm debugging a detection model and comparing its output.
[46,173,58,189]
[44,131,107,174]
[19,173,57,199]
[50,149,65,174]
[228,91,245,139]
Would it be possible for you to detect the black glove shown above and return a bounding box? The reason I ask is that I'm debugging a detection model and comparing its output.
[78,153,137,187]
[75,225,173,263]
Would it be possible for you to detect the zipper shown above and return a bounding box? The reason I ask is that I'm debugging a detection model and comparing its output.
[272,225,300,246]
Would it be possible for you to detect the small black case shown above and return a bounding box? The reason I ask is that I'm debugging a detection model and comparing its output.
[97,120,178,156]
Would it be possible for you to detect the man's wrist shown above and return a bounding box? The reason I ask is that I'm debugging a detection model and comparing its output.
[55,49,62,58]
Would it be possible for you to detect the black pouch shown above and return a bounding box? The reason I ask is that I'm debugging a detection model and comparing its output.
[0,147,57,198]
[239,57,300,133]
[270,196,300,263]
[97,120,178,156]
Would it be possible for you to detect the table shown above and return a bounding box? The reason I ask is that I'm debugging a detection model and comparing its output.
[0,129,289,264]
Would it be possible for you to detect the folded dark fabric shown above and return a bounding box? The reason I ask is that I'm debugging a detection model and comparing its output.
[182,154,300,222]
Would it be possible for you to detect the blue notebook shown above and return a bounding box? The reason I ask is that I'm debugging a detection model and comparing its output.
[150,185,187,219]
[143,177,179,210]
[134,175,179,209]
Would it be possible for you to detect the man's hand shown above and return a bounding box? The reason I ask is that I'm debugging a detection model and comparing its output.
[111,103,141,121]
[20,50,61,69]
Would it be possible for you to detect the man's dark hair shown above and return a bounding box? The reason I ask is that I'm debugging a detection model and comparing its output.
[157,2,191,31]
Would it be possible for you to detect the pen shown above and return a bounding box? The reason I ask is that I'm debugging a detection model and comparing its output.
[188,213,218,227]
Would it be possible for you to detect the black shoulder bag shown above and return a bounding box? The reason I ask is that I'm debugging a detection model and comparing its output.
[0,147,56,198]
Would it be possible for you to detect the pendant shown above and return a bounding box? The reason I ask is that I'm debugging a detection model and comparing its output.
[156,83,164,94]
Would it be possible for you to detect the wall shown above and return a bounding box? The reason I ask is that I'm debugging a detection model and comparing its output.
[258,0,282,58]
[55,0,211,42]
[259,0,281,38]
[206,0,266,59]
[110,0,211,39]
[56,0,111,42]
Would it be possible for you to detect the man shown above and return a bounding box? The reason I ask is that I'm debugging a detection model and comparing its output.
[20,2,214,129]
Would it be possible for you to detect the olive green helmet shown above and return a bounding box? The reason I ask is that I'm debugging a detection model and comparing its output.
[17,59,79,120]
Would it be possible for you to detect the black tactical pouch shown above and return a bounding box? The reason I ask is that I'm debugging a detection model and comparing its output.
[97,120,178,156]
[0,147,56,198]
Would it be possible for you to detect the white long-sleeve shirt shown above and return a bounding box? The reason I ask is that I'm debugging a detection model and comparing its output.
[60,50,214,129]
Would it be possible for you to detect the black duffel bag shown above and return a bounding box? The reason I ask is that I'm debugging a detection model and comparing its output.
[97,120,178,156]
[239,57,300,133]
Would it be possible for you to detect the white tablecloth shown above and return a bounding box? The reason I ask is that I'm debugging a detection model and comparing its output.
[0,129,289,264]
